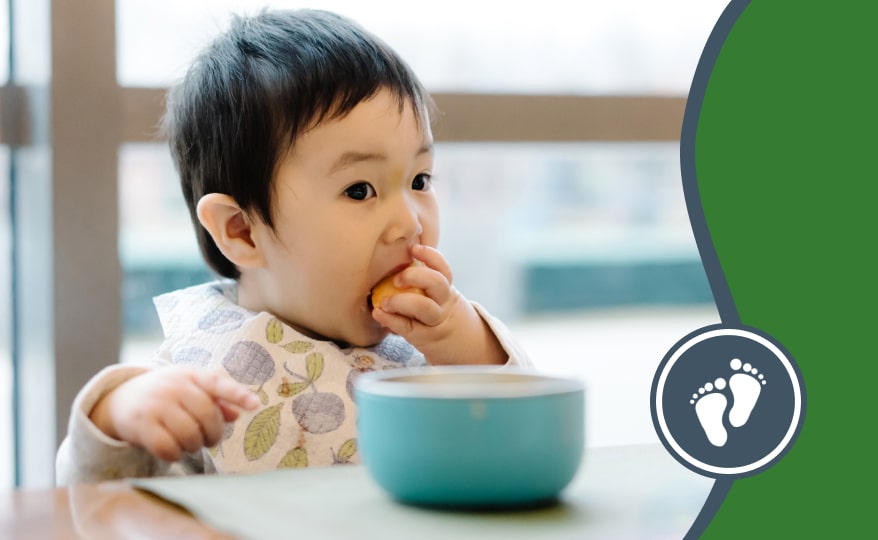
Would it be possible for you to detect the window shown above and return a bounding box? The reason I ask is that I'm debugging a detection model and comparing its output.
[4,0,729,487]
[118,144,212,362]
[0,2,8,80]
[114,1,724,449]
[116,0,726,94]
[0,146,12,488]
[115,1,727,345]
[1,0,13,489]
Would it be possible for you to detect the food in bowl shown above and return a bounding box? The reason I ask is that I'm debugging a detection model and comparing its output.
[354,365,585,508]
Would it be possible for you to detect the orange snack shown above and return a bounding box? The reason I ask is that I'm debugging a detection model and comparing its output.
[371,263,425,308]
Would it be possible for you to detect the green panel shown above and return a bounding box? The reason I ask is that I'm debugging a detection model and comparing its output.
[693,0,876,536]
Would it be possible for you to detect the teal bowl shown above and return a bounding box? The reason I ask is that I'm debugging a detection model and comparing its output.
[354,366,585,508]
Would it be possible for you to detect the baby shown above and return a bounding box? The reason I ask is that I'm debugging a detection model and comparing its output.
[55,8,528,484]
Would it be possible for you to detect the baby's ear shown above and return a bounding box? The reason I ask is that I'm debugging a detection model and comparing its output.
[196,193,265,269]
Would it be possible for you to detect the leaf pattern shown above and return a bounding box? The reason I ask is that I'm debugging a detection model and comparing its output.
[283,340,314,354]
[336,439,357,463]
[278,447,309,469]
[277,380,310,398]
[306,352,324,382]
[244,403,283,461]
[265,318,284,344]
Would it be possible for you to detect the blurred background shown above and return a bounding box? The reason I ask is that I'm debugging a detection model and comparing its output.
[0,0,728,488]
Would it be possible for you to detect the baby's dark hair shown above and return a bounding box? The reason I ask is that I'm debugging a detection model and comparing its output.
[163,9,433,278]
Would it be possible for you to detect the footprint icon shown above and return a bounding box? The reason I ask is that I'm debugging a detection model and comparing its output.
[654,326,804,477]
[690,359,768,447]
[728,358,766,428]
[690,378,729,447]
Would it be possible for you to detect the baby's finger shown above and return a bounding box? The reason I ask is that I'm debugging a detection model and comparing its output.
[176,390,226,448]
[372,308,418,337]
[190,369,260,411]
[396,264,452,306]
[140,424,185,463]
[216,400,246,424]
[412,245,453,284]
[158,406,207,454]
[378,294,444,327]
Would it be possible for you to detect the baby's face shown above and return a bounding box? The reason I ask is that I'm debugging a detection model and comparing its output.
[248,88,438,347]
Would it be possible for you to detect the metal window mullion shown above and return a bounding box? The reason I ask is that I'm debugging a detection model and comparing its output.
[11,0,120,488]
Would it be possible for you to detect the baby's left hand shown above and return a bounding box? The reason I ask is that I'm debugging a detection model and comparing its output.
[371,245,506,365]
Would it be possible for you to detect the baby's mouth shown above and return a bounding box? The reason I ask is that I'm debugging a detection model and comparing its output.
[367,264,407,311]
[366,280,384,311]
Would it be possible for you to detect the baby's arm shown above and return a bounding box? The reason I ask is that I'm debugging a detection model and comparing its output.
[89,366,259,462]
[371,244,514,366]
[56,364,258,485]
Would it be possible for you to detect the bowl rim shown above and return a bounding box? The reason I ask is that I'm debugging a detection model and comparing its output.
[354,365,584,399]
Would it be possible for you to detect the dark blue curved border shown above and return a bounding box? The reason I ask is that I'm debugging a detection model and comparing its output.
[679,0,752,537]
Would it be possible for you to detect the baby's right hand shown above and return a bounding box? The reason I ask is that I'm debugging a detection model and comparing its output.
[89,366,260,463]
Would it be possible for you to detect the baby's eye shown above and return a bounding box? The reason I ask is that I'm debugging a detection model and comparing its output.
[344,182,376,201]
[411,173,432,192]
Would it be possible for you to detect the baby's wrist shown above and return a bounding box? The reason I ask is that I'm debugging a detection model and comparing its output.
[88,389,122,441]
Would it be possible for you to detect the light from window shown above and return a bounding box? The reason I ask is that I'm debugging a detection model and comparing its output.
[116,0,730,94]
[0,1,8,82]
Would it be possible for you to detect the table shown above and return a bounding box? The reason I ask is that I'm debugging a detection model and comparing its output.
[0,444,714,539]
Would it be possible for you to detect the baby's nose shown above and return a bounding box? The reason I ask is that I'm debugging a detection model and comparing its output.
[384,196,423,243]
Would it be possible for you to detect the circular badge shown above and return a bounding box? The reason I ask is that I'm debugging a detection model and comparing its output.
[651,325,805,477]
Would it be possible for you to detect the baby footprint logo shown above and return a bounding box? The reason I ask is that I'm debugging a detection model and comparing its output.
[652,326,805,477]
[690,377,730,447]
[690,359,767,447]
[727,358,765,428]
